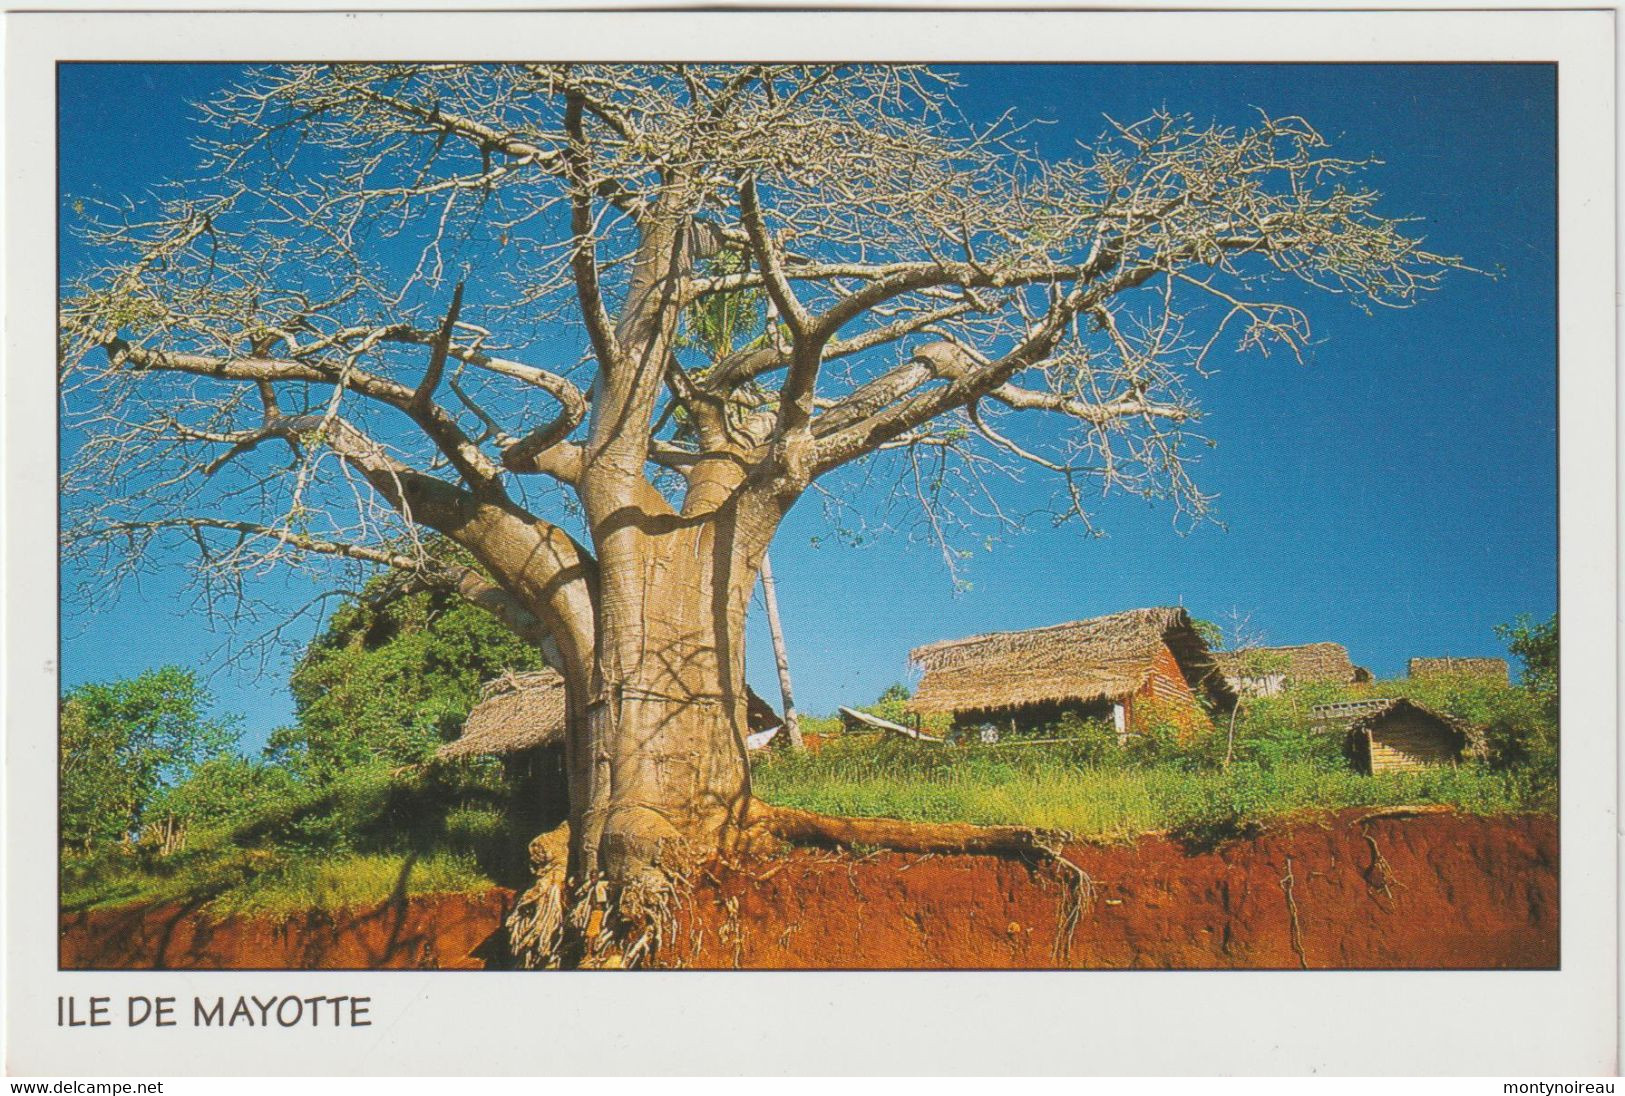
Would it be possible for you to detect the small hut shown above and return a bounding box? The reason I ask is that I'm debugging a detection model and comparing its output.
[1215,642,1371,699]
[907,607,1235,741]
[1408,657,1510,684]
[438,668,568,763]
[438,669,784,765]
[438,668,571,834]
[1338,698,1479,775]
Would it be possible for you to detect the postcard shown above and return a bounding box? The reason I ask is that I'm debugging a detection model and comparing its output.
[5,6,1616,1077]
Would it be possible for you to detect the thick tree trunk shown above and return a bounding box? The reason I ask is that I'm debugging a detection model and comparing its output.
[526,489,779,966]
[508,524,763,963]
[498,493,1091,968]
[504,200,786,964]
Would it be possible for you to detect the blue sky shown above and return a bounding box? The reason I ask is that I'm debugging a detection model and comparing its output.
[58,63,1557,749]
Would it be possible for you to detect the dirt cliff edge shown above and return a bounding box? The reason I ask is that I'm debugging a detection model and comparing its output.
[60,808,1556,970]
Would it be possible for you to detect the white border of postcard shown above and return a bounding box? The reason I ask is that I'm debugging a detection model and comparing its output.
[5,6,1617,1077]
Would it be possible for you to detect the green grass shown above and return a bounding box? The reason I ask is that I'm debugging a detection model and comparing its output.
[62,844,495,917]
[208,851,493,916]
[753,739,1550,842]
[61,766,515,917]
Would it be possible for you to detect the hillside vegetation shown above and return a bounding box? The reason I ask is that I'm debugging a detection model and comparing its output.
[754,746,1545,843]
[61,612,1557,914]
[60,760,516,916]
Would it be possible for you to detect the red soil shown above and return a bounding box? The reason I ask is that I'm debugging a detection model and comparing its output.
[59,889,512,971]
[60,809,1556,971]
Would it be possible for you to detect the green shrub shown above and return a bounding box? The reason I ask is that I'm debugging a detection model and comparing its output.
[1112,698,1229,773]
[1231,692,1346,772]
[1498,612,1558,717]
[442,805,516,874]
[60,667,236,851]
[1123,717,1180,767]
[146,757,302,842]
[62,759,517,913]
[1047,711,1119,765]
[271,552,542,782]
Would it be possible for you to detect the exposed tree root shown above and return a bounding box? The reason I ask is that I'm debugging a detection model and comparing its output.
[506,823,571,969]
[506,822,699,971]
[1040,834,1095,964]
[718,896,744,969]
[753,801,1093,965]
[1360,829,1405,907]
[1280,855,1310,970]
[598,868,687,970]
[511,804,1099,969]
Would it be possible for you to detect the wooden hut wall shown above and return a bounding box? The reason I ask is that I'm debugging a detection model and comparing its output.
[1362,711,1464,774]
[1230,672,1287,699]
[1125,642,1211,733]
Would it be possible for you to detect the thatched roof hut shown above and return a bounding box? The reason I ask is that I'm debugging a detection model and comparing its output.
[1408,657,1509,684]
[437,668,784,761]
[437,668,568,761]
[1215,642,1371,698]
[907,607,1235,733]
[1339,697,1482,775]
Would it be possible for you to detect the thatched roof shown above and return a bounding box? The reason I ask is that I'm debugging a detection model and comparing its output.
[437,668,567,760]
[1343,697,1464,731]
[1408,657,1509,683]
[1339,697,1485,758]
[1215,642,1363,688]
[437,669,783,760]
[907,607,1235,717]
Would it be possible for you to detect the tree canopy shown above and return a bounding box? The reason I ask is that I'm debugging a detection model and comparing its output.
[1497,611,1558,716]
[59,666,235,850]
[61,64,1466,629]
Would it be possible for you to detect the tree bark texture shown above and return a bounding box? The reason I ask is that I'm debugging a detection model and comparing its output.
[558,487,783,895]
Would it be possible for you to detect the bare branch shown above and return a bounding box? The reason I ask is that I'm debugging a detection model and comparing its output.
[410,281,464,412]
[63,66,1468,625]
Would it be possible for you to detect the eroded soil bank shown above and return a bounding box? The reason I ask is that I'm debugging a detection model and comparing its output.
[61,809,1556,970]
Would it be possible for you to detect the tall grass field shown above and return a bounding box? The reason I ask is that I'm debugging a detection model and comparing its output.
[753,737,1549,843]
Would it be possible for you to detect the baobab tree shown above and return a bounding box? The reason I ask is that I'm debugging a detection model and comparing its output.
[61,63,1463,965]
